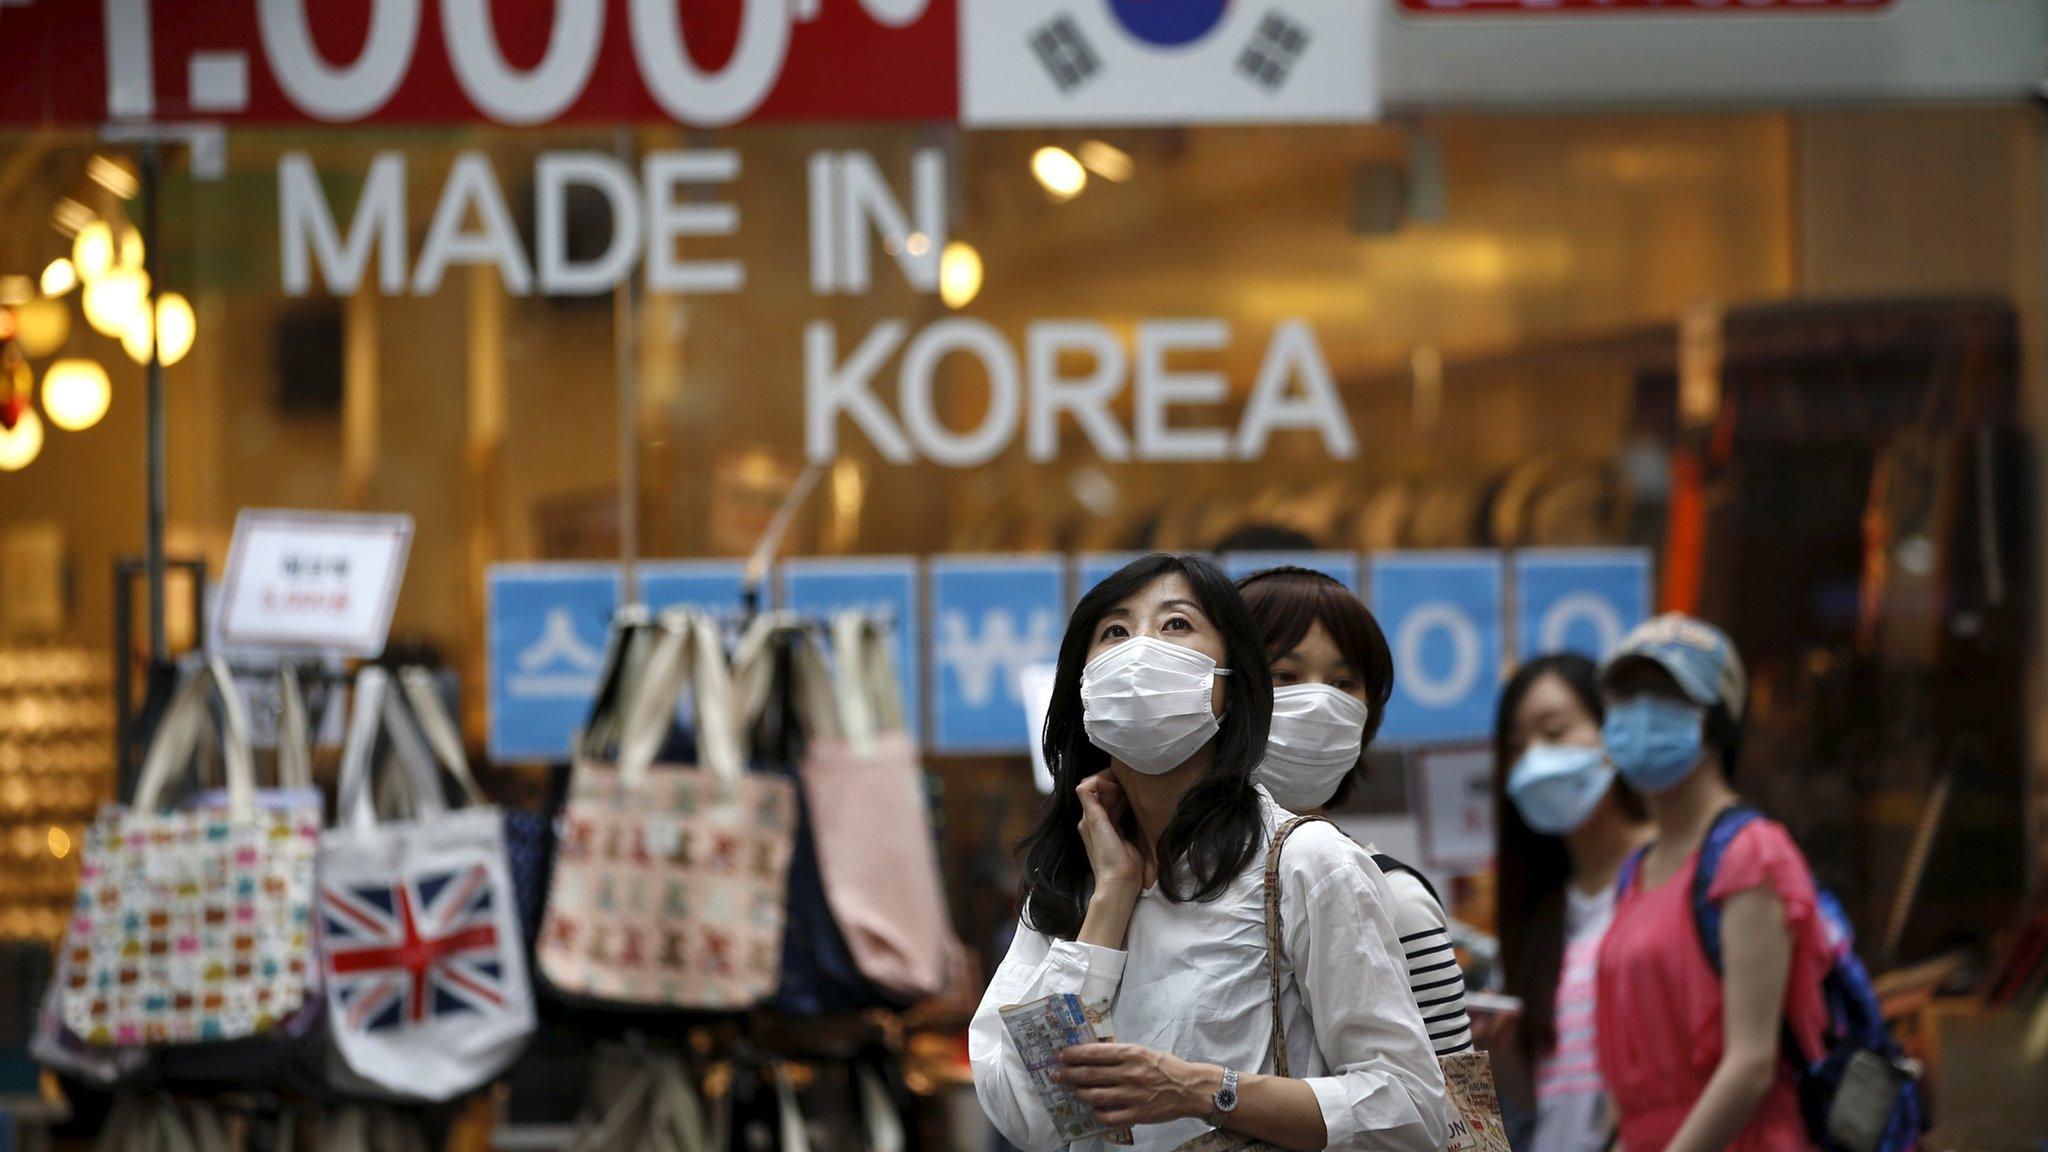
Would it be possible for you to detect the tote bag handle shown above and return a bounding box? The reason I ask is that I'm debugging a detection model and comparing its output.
[134,655,256,819]
[733,613,840,745]
[617,610,742,790]
[396,667,488,808]
[829,612,905,755]
[336,667,448,832]
[275,665,314,792]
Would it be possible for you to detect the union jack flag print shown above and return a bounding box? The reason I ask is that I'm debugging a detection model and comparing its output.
[321,864,507,1033]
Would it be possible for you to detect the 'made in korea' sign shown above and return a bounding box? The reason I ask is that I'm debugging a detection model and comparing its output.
[217,510,413,657]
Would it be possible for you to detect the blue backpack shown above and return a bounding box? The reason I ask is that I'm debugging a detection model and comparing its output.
[1616,807,1925,1152]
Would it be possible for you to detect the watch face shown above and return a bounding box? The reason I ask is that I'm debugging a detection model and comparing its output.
[1217,1087,1239,1110]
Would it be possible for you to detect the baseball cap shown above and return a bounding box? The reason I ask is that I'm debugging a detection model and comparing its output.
[1599,613,1747,722]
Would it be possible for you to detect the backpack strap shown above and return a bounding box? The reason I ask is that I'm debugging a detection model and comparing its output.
[1372,853,1444,911]
[1688,807,1764,975]
[1614,845,1650,899]
[1687,807,1814,1074]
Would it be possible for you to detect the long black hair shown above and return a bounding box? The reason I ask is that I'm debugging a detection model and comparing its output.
[1018,553,1274,941]
[1492,654,1609,1063]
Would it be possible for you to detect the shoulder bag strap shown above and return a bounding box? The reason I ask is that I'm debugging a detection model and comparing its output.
[1371,852,1444,910]
[830,612,903,754]
[734,614,841,745]
[1262,813,1335,1080]
[1689,806,1762,975]
[396,667,488,807]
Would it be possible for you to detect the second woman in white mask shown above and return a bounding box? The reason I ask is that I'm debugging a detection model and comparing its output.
[1238,566,1475,1059]
[971,554,1448,1152]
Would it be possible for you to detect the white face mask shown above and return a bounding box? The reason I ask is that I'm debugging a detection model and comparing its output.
[1259,683,1369,811]
[1081,636,1231,775]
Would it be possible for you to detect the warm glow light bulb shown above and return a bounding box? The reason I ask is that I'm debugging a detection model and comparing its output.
[83,268,148,338]
[72,222,114,281]
[119,228,144,270]
[43,359,111,432]
[156,293,195,365]
[41,257,78,297]
[940,242,984,310]
[12,299,69,358]
[0,407,44,470]
[122,292,195,366]
[1031,147,1088,200]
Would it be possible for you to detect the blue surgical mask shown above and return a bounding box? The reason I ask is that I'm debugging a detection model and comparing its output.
[1506,744,1615,836]
[1602,696,1706,794]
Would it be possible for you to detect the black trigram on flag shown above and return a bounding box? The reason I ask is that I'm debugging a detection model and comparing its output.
[1029,15,1102,92]
[1237,11,1311,90]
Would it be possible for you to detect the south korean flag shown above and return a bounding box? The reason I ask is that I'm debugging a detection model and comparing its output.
[962,0,1378,126]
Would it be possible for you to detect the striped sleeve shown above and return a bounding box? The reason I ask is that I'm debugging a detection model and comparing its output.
[1382,870,1474,1057]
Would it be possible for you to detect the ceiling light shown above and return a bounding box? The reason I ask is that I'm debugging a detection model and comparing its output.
[939,241,983,310]
[123,293,196,367]
[0,276,31,307]
[119,228,144,270]
[43,359,111,432]
[83,268,148,338]
[12,300,70,358]
[0,407,44,471]
[40,258,77,297]
[1031,147,1087,200]
[1078,140,1134,183]
[87,155,140,200]
[72,222,114,281]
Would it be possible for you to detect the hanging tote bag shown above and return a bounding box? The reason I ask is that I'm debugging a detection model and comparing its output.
[731,617,888,1016]
[317,666,535,1102]
[61,656,321,1049]
[796,613,959,1001]
[537,609,798,1009]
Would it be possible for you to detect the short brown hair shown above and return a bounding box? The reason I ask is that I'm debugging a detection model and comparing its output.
[1236,567,1395,806]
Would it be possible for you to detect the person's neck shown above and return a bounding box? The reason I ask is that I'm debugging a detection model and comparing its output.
[1564,798,1651,897]
[1111,745,1214,879]
[1645,760,1738,855]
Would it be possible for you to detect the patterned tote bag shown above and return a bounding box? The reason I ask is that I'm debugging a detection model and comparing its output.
[537,609,798,1009]
[797,613,960,1002]
[61,656,321,1049]
[317,666,536,1102]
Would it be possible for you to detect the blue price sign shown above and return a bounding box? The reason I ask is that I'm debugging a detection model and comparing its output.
[781,557,922,742]
[1370,553,1505,745]
[1221,551,1361,592]
[486,564,620,762]
[1513,549,1652,662]
[929,557,1067,754]
[640,561,748,619]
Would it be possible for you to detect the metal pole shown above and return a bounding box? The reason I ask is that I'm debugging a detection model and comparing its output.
[142,141,166,663]
[615,128,639,606]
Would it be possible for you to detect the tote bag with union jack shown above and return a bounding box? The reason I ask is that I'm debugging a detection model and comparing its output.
[317,667,534,1102]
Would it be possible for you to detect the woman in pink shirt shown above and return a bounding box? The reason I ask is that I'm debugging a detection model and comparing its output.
[1592,615,1832,1152]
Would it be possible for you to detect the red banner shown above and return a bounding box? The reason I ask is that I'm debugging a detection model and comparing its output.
[0,0,957,128]
[1399,0,1889,12]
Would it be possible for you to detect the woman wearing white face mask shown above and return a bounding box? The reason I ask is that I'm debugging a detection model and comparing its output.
[970,554,1448,1152]
[1238,567,1474,1060]
[1490,654,1648,1152]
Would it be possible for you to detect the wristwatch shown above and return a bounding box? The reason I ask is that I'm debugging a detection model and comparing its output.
[1207,1067,1241,1128]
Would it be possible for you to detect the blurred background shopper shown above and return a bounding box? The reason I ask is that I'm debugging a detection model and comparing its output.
[1593,616,1831,1152]
[1490,653,1649,1152]
[970,555,1447,1152]
[1239,566,1475,1060]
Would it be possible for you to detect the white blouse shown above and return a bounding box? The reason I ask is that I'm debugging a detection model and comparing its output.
[970,792,1450,1152]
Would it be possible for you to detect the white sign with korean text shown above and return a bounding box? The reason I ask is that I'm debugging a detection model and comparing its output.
[1408,746,1496,871]
[217,510,413,656]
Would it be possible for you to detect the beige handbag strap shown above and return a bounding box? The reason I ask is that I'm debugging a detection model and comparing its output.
[619,610,742,788]
[733,613,841,744]
[1262,815,1333,1080]
[336,667,446,831]
[396,667,488,807]
[134,656,256,818]
[829,612,905,754]
[276,666,314,792]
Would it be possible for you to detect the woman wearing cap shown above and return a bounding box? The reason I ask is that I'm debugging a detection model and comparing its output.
[1490,654,1648,1152]
[970,554,1448,1152]
[1593,614,1833,1152]
[1237,566,1476,1060]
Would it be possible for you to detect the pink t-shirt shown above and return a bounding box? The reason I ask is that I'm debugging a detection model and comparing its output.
[1594,818,1831,1152]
